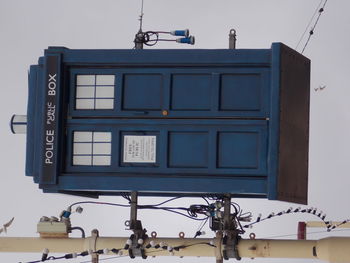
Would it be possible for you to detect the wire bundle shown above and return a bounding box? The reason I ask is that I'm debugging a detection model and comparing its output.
[244,206,349,232]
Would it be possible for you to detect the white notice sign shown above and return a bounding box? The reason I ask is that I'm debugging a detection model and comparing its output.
[123,135,156,163]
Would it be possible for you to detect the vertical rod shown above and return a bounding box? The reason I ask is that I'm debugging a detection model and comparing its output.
[223,194,231,230]
[91,229,99,263]
[130,191,138,230]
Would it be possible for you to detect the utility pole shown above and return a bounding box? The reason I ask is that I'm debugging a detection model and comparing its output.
[1,236,350,262]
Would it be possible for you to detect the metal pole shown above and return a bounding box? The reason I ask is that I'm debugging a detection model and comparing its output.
[91,229,99,263]
[307,221,350,228]
[1,236,350,262]
[129,191,138,230]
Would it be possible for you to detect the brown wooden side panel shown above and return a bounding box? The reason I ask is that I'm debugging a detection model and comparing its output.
[277,44,310,204]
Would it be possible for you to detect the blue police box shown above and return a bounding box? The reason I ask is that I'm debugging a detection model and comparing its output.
[13,43,310,204]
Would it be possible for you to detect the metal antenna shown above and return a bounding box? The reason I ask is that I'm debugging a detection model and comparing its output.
[134,0,145,49]
[139,0,144,32]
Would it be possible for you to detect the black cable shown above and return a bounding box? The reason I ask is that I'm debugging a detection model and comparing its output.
[69,200,211,221]
[69,201,130,209]
[69,226,86,238]
[194,217,209,237]
[296,0,324,50]
[146,196,183,207]
[201,196,210,205]
[243,206,348,232]
[301,0,329,54]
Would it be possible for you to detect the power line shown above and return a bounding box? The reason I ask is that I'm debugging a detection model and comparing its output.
[296,0,324,50]
[301,0,329,54]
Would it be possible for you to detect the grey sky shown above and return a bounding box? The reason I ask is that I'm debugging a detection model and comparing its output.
[1,0,350,262]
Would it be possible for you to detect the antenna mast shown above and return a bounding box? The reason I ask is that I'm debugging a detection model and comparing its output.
[133,0,195,49]
[134,0,145,49]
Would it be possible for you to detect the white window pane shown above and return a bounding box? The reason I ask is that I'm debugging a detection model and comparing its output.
[73,156,92,166]
[73,143,92,154]
[93,143,111,154]
[74,132,93,142]
[76,99,94,109]
[93,132,111,142]
[96,75,115,85]
[76,86,95,98]
[95,99,114,109]
[93,156,111,166]
[96,86,114,98]
[77,75,95,85]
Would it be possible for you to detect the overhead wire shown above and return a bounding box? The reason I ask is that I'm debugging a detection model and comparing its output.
[295,0,324,50]
[300,0,329,54]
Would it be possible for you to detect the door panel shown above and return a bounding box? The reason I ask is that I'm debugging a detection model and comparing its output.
[69,67,270,118]
[65,119,268,176]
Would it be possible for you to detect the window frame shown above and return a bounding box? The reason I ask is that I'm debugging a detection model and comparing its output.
[72,131,112,166]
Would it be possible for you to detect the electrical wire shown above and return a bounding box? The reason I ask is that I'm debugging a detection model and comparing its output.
[296,0,324,50]
[194,217,209,238]
[69,201,130,210]
[69,199,210,221]
[301,0,329,54]
[244,206,350,233]
[24,242,215,263]
[144,196,183,207]
[69,226,86,238]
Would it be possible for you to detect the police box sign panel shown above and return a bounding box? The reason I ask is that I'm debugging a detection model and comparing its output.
[123,136,156,163]
[41,55,59,183]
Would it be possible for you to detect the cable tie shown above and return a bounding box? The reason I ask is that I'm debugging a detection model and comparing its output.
[41,248,49,261]
[111,248,119,254]
[294,207,300,212]
[65,253,78,259]
[80,251,89,257]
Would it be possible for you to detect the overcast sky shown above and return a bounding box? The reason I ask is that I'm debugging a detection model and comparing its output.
[1,0,350,263]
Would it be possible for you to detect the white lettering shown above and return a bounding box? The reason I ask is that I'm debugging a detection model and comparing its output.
[47,73,57,96]
[48,74,57,82]
[45,130,55,165]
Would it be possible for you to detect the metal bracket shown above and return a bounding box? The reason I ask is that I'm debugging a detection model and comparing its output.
[221,194,241,261]
[229,29,237,49]
[222,233,241,260]
[128,192,147,259]
[90,229,99,263]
